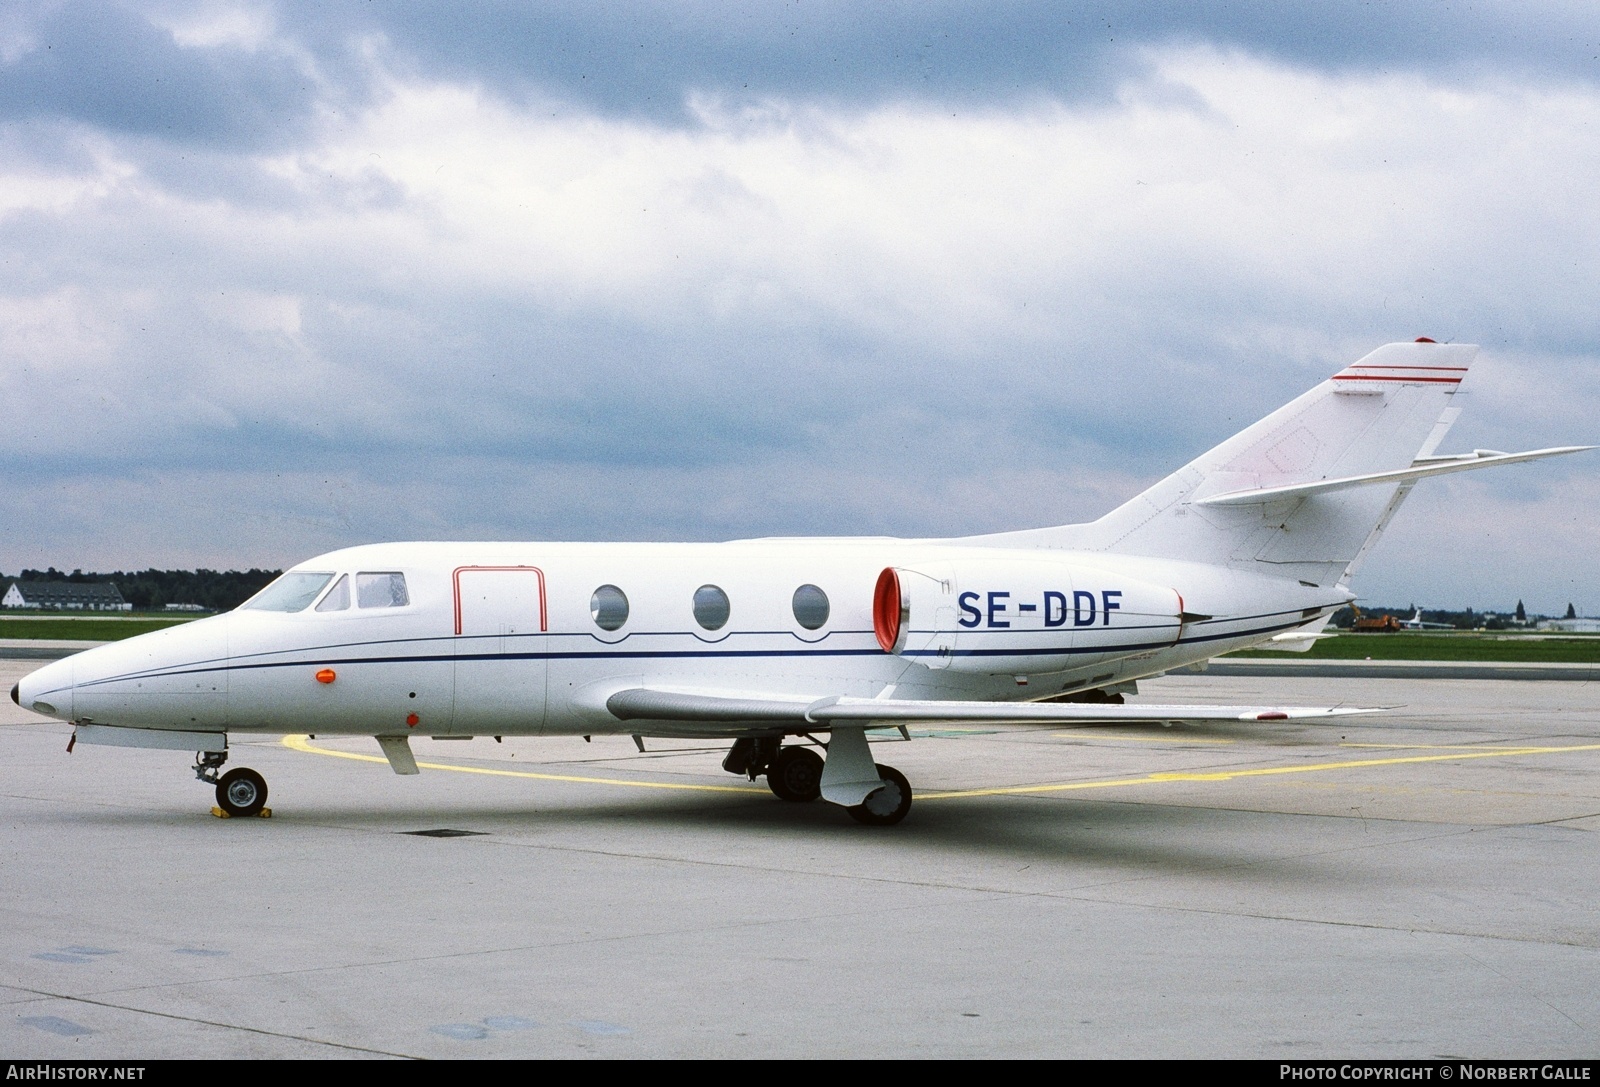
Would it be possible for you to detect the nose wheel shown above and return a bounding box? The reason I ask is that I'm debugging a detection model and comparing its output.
[195,751,269,817]
[215,768,269,818]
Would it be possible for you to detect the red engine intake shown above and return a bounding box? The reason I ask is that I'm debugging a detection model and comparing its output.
[873,567,902,653]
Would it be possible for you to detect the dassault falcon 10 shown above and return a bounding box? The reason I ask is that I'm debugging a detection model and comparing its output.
[12,341,1590,824]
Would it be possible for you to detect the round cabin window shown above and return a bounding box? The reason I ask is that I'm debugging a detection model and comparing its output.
[791,584,830,630]
[693,584,730,631]
[590,585,629,631]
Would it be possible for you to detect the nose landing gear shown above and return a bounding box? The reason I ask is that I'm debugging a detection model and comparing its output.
[194,751,271,818]
[216,768,269,817]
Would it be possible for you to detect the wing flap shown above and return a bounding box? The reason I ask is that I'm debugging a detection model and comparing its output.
[810,696,1373,723]
[606,688,1376,727]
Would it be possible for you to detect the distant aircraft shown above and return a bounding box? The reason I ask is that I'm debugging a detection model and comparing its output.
[12,341,1590,824]
[1398,608,1454,631]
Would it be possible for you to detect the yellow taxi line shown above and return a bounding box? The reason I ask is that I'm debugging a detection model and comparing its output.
[1339,742,1542,750]
[283,735,1600,803]
[280,735,761,793]
[916,743,1600,799]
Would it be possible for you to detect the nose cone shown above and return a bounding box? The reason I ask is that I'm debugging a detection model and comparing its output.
[18,614,230,728]
[16,655,74,721]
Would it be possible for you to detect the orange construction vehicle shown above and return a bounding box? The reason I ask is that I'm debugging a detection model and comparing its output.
[1350,605,1401,632]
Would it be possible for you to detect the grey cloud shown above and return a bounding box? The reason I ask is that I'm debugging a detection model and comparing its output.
[1,160,1573,492]
[281,1,1600,123]
[5,3,1598,151]
[0,1,319,147]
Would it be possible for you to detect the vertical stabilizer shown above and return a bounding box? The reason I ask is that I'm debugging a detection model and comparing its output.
[984,341,1477,587]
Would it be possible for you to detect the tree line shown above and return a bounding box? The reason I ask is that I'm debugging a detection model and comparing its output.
[2,568,281,612]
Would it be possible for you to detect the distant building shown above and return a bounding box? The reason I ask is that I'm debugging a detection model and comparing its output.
[1,581,132,611]
[1540,617,1600,633]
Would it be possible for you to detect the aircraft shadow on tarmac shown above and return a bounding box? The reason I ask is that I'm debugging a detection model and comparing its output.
[37,783,1382,890]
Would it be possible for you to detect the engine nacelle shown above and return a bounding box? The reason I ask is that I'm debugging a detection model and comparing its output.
[873,559,1181,676]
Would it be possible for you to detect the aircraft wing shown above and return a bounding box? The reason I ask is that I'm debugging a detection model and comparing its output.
[605,688,1377,726]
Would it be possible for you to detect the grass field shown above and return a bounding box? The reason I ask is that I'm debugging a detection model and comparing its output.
[0,614,199,640]
[1227,632,1600,663]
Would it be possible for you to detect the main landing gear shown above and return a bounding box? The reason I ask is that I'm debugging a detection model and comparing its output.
[723,737,824,802]
[194,750,270,818]
[846,764,911,827]
[721,736,912,825]
[767,746,824,803]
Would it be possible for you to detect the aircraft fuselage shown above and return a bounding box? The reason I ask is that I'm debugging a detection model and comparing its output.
[21,539,1345,742]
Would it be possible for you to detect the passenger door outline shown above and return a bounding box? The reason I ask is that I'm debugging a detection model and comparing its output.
[452,565,549,734]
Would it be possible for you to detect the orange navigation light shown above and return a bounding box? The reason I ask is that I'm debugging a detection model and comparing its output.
[315,669,337,684]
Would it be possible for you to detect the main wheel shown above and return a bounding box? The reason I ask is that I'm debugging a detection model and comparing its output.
[847,764,912,826]
[216,767,268,817]
[767,746,824,802]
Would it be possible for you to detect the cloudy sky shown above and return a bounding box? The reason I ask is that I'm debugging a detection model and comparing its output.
[1,1,1596,612]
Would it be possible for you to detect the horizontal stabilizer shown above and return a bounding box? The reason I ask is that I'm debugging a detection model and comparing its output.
[607,688,1376,726]
[1193,446,1592,507]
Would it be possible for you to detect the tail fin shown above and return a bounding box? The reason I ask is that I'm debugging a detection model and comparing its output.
[987,341,1477,588]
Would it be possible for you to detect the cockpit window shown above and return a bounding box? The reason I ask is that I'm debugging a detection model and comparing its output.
[241,572,334,613]
[315,575,351,612]
[356,572,410,609]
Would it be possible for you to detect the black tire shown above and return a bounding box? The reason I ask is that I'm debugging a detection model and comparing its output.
[216,767,268,817]
[767,746,824,802]
[847,764,912,826]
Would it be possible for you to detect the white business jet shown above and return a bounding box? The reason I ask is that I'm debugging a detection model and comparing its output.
[12,341,1589,825]
[1398,608,1456,630]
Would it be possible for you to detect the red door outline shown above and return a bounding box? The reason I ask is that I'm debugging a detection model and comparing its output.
[452,566,547,636]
